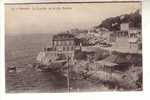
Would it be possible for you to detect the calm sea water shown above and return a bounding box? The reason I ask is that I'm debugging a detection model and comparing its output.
[5,34,53,67]
[5,34,62,92]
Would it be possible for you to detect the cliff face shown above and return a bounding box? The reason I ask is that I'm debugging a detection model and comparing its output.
[36,51,58,65]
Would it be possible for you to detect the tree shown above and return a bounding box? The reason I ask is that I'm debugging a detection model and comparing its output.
[96,9,141,31]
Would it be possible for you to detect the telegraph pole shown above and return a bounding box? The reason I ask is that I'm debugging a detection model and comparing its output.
[67,56,70,92]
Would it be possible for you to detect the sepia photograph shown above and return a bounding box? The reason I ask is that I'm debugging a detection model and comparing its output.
[5,1,142,93]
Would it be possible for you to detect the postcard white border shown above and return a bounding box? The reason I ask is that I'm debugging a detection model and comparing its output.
[1,0,150,100]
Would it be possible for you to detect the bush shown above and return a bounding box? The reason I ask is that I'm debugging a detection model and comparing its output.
[74,50,87,60]
[95,49,109,60]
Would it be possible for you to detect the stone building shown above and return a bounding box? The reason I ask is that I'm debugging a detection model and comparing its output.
[52,33,76,59]
[43,33,81,61]
[116,23,129,37]
[128,28,142,50]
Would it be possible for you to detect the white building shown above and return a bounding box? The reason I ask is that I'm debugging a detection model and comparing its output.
[120,23,129,31]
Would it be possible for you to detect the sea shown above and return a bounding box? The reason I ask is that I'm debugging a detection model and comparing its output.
[5,34,53,68]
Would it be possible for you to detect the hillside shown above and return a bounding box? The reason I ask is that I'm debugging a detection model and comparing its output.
[96,9,141,31]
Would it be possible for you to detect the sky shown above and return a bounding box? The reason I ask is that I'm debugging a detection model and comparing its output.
[5,2,141,35]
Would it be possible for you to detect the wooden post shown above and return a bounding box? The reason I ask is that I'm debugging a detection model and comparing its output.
[110,66,112,80]
[67,56,70,92]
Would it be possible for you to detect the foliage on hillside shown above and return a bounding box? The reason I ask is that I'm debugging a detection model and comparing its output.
[96,9,141,31]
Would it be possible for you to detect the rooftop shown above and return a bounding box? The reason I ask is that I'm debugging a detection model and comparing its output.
[53,33,75,41]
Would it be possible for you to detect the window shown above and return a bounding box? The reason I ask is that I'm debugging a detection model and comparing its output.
[66,41,70,45]
[53,41,56,46]
[69,41,71,45]
[67,46,69,51]
[47,48,51,51]
[63,47,66,51]
[64,41,67,45]
[58,41,61,45]
[62,41,64,45]
[55,41,58,46]
[71,46,74,50]
[70,41,74,45]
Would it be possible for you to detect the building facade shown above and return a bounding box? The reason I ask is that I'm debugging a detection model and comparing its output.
[128,28,142,50]
[43,33,81,61]
[52,33,75,59]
